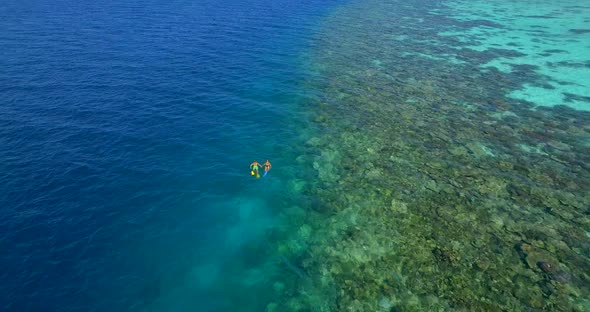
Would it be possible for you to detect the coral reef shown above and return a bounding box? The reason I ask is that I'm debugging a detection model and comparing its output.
[261,0,590,310]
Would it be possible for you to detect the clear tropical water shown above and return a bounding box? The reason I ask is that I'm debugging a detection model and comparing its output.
[0,0,339,310]
[1,0,589,311]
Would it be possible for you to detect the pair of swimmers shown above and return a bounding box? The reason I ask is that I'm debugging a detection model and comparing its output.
[250,160,271,177]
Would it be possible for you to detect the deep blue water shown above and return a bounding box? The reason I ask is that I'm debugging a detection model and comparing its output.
[0,0,339,310]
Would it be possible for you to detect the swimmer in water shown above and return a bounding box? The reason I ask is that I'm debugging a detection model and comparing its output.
[263,160,272,174]
[250,160,262,176]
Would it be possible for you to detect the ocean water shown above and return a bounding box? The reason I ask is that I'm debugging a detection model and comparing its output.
[0,0,339,310]
[2,0,590,311]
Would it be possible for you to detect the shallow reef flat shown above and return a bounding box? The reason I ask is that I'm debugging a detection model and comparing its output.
[438,0,590,111]
[263,0,590,311]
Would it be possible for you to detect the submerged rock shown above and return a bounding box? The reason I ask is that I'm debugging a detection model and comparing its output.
[551,271,572,284]
[517,242,561,273]
[306,137,323,147]
[389,199,408,214]
[432,247,460,265]
[537,261,556,273]
[265,302,278,312]
[475,258,491,271]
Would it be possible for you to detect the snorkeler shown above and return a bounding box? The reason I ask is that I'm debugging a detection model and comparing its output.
[263,160,272,174]
[250,160,262,176]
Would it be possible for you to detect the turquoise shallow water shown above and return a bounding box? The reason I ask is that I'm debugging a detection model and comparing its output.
[438,0,590,111]
[1,0,589,311]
